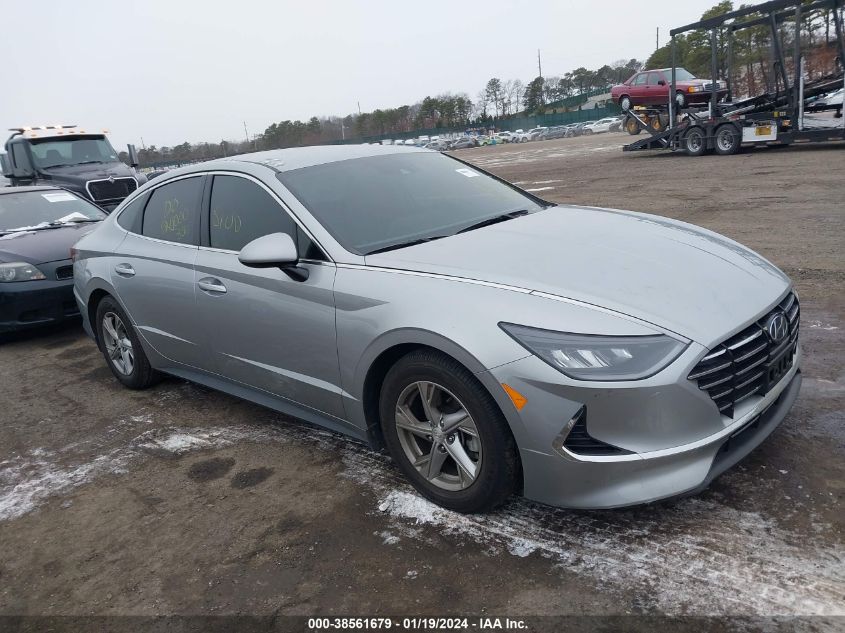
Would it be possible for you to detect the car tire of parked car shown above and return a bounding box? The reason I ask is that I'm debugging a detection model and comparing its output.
[95,296,160,389]
[714,123,741,155]
[379,349,520,513]
[585,129,593,135]
[620,95,632,111]
[683,126,707,157]
[676,91,687,109]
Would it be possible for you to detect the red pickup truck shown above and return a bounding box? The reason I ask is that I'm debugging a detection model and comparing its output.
[611,68,727,111]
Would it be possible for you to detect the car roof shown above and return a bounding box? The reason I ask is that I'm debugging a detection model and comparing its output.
[0,185,62,196]
[199,144,430,173]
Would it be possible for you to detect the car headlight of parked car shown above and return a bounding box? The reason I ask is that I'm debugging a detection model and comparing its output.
[0,262,47,282]
[500,323,688,381]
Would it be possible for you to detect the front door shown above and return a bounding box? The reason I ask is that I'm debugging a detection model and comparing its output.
[194,173,344,419]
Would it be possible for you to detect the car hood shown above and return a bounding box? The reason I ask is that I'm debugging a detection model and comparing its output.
[0,223,99,265]
[365,206,790,346]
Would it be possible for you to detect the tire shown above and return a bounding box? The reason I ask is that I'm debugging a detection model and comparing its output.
[625,116,641,135]
[95,296,160,389]
[676,91,687,109]
[714,124,741,155]
[585,129,593,135]
[684,127,707,156]
[649,115,665,133]
[379,349,519,513]
[620,95,632,111]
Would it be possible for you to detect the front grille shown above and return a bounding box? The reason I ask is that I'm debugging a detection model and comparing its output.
[86,177,137,202]
[688,292,799,418]
[55,265,73,280]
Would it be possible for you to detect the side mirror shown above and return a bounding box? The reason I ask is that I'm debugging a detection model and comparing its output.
[238,232,309,282]
[657,79,666,86]
[127,144,139,168]
[0,153,10,178]
[8,144,35,179]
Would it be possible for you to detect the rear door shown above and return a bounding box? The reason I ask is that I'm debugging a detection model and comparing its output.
[193,172,344,419]
[110,175,207,368]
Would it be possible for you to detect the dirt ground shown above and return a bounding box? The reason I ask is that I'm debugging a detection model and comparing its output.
[1,133,843,626]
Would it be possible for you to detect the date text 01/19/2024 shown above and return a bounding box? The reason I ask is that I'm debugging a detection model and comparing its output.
[307,617,528,630]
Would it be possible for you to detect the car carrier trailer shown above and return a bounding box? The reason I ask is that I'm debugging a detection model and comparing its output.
[623,0,845,156]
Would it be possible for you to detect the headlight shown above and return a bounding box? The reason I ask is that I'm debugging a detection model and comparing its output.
[500,323,688,381]
[0,262,47,282]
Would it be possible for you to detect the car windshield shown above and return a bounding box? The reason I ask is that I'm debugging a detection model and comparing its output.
[28,136,120,169]
[277,152,547,255]
[0,190,106,233]
[671,68,696,81]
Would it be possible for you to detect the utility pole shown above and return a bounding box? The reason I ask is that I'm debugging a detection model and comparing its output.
[341,120,345,141]
[140,136,146,150]
[357,101,362,116]
[537,49,542,79]
[243,121,250,145]
[656,27,659,51]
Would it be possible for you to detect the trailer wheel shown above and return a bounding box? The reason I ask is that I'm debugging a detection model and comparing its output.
[683,127,706,156]
[714,124,741,155]
[620,95,632,111]
[649,116,666,133]
[625,116,641,135]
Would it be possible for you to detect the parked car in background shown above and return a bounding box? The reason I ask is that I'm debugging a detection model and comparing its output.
[495,131,514,143]
[566,122,592,137]
[582,118,618,134]
[448,137,478,150]
[806,87,843,114]
[536,126,565,140]
[424,140,450,151]
[511,129,530,142]
[404,139,417,146]
[611,68,728,110]
[608,116,625,132]
[526,127,549,141]
[74,144,802,513]
[0,186,106,333]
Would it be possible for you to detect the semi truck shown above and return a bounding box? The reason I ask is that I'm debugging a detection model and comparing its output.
[0,125,146,211]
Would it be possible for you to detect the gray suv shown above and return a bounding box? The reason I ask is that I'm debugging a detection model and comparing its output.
[73,145,801,512]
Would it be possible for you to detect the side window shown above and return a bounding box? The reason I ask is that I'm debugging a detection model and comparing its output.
[142,177,202,245]
[297,226,327,261]
[647,72,663,85]
[209,175,295,251]
[116,193,148,233]
[633,73,648,86]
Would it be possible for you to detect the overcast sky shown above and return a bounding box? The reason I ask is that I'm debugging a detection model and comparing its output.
[3,0,738,149]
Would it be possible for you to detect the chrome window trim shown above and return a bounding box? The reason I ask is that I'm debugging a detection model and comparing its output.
[85,176,139,203]
[203,170,334,264]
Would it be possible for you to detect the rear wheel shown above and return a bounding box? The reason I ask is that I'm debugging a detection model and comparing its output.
[684,126,707,156]
[379,349,519,513]
[714,124,741,155]
[95,296,160,389]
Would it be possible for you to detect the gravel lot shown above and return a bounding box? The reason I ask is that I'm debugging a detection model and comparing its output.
[1,133,843,624]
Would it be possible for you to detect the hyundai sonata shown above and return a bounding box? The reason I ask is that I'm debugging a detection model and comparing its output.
[73,145,801,512]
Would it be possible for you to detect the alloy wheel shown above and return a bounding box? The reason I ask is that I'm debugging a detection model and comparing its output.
[102,312,134,375]
[394,381,482,491]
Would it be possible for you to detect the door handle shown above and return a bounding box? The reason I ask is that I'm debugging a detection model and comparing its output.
[197,278,227,294]
[114,263,135,277]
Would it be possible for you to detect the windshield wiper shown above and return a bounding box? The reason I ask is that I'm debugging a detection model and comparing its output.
[457,209,532,234]
[46,219,100,227]
[75,160,105,165]
[367,235,447,255]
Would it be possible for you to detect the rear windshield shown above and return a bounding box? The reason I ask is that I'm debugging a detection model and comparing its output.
[0,190,106,233]
[277,152,545,255]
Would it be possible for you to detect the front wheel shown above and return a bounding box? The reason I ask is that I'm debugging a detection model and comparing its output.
[379,350,519,513]
[96,296,160,389]
[676,91,687,109]
[620,95,632,111]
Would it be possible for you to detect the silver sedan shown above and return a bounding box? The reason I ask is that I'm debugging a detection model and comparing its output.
[73,145,801,512]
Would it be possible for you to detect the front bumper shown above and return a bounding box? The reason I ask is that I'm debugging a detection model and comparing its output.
[0,276,79,333]
[488,344,802,509]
